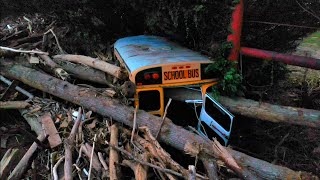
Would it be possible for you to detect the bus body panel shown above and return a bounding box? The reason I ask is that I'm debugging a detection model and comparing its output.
[114,35,234,145]
[114,35,212,84]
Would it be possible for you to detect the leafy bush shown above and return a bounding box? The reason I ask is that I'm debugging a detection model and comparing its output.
[206,56,243,99]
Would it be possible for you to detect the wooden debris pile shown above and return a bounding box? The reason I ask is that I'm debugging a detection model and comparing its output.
[2,96,206,179]
[0,15,319,179]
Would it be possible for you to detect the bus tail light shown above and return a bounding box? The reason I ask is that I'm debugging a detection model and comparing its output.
[135,67,162,85]
[144,73,151,80]
[152,73,160,80]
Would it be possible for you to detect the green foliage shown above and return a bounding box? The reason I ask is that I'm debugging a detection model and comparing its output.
[232,0,240,5]
[206,56,243,98]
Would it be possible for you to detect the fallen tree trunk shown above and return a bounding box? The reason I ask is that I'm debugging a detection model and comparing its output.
[0,63,317,179]
[52,60,114,86]
[53,54,126,80]
[164,88,320,128]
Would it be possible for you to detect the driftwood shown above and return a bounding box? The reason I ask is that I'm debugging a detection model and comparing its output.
[0,46,48,55]
[8,134,46,180]
[9,33,42,47]
[88,134,98,179]
[81,143,102,172]
[201,157,219,180]
[64,107,82,180]
[0,101,30,109]
[20,109,61,149]
[107,141,184,178]
[139,127,189,177]
[0,64,317,179]
[53,156,65,180]
[53,54,126,79]
[38,54,69,80]
[164,88,320,128]
[123,157,148,180]
[109,124,120,180]
[124,126,202,179]
[41,113,62,148]
[0,148,20,179]
[98,152,109,171]
[52,60,114,87]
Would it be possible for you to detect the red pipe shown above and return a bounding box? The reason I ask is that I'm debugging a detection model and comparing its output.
[241,47,320,70]
[227,0,244,61]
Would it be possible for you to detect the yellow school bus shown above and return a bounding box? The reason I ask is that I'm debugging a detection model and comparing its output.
[114,35,234,145]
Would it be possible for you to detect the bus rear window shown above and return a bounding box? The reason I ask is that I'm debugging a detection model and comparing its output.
[138,90,160,111]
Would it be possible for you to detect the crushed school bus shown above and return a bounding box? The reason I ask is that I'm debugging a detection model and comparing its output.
[114,35,234,145]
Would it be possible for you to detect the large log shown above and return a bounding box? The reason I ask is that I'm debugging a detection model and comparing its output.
[164,88,320,128]
[53,54,126,79]
[0,63,317,179]
[52,60,113,86]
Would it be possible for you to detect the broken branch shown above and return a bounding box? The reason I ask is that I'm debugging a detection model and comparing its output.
[0,46,48,55]
[64,107,82,180]
[109,124,120,180]
[8,134,46,180]
[1,64,316,179]
[53,156,65,180]
[0,101,30,109]
[106,141,184,178]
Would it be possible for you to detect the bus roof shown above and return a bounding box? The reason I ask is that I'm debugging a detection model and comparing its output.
[114,35,212,73]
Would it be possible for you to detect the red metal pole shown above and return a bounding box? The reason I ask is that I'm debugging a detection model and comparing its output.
[240,47,320,70]
[227,0,244,61]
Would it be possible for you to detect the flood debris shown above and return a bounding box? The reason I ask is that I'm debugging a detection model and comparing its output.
[0,101,30,109]
[0,14,319,179]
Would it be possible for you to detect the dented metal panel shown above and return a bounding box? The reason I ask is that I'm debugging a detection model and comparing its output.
[114,35,211,74]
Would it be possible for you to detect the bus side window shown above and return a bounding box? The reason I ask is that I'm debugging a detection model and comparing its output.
[198,83,234,145]
[204,96,231,131]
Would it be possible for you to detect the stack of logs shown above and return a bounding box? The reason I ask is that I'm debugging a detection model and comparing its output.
[0,15,319,179]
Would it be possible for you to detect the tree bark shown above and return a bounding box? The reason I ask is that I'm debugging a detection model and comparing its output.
[53,54,126,79]
[0,101,30,109]
[81,143,102,172]
[64,107,82,180]
[0,148,21,179]
[8,134,46,180]
[123,159,148,180]
[0,64,317,179]
[41,113,62,149]
[109,124,120,180]
[201,157,219,180]
[164,88,320,128]
[52,60,114,86]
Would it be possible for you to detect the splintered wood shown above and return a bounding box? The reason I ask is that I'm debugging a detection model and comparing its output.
[0,62,318,179]
[41,113,62,148]
[53,54,126,80]
[0,14,319,180]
